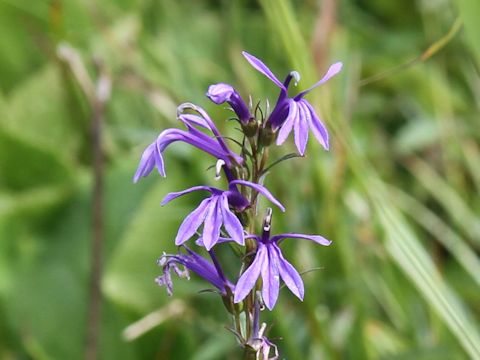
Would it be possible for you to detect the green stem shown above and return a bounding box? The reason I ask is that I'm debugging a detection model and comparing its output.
[243,347,256,360]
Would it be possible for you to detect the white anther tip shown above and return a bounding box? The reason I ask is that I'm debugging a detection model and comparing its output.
[290,71,301,86]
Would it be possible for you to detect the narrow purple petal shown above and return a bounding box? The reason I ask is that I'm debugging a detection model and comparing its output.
[230,180,285,212]
[202,197,222,250]
[294,103,309,155]
[261,246,280,310]
[133,142,158,183]
[195,236,233,247]
[178,103,217,133]
[161,186,213,206]
[276,101,297,146]
[187,126,244,166]
[182,246,227,291]
[297,62,343,98]
[234,244,267,304]
[272,244,304,300]
[153,142,166,176]
[242,51,285,89]
[175,198,212,245]
[303,101,329,150]
[156,128,229,165]
[271,233,332,246]
[178,103,244,162]
[220,194,245,246]
[178,114,211,130]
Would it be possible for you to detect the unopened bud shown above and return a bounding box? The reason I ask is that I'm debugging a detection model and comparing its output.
[259,124,275,147]
[241,117,258,137]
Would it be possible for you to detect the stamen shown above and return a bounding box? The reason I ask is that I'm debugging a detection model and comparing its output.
[266,99,270,115]
[263,207,273,231]
[248,94,253,109]
[215,159,226,180]
[290,71,301,86]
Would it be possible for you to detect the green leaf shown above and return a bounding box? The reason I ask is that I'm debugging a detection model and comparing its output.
[2,65,84,163]
[457,0,480,66]
[0,127,73,191]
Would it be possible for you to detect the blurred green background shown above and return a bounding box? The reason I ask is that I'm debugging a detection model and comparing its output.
[1,0,480,359]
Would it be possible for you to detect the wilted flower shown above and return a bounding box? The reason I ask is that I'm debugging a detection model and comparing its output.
[246,323,279,360]
[156,246,234,296]
[234,210,331,310]
[161,180,285,250]
[243,51,342,155]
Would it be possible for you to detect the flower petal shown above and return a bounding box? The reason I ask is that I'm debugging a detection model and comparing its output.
[272,243,304,300]
[133,142,159,183]
[276,100,297,146]
[220,194,245,246]
[296,62,342,98]
[178,114,211,130]
[161,186,213,206]
[242,51,285,89]
[177,102,217,133]
[158,246,230,294]
[234,244,267,304]
[294,103,309,155]
[230,180,285,212]
[182,246,228,291]
[303,101,329,150]
[168,108,245,166]
[202,197,222,250]
[175,198,212,245]
[271,233,332,246]
[195,236,233,247]
[261,245,280,310]
[156,128,231,165]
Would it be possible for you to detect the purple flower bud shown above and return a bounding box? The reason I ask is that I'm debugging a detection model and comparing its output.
[207,83,252,124]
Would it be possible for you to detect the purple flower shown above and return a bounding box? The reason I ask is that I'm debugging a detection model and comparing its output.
[243,51,342,155]
[156,246,233,296]
[162,180,285,251]
[207,83,252,124]
[233,213,331,310]
[133,103,243,182]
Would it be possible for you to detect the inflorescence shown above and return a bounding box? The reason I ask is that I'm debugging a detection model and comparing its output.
[134,51,342,359]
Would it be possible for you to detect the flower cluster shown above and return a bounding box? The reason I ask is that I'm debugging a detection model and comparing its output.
[134,51,341,359]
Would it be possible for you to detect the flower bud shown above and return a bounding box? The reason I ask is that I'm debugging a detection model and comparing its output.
[207,83,252,124]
